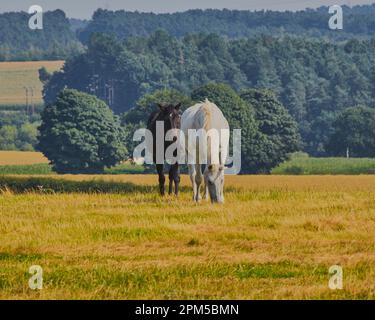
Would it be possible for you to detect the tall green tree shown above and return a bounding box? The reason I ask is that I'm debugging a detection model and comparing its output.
[326,106,375,157]
[240,89,300,171]
[37,89,127,173]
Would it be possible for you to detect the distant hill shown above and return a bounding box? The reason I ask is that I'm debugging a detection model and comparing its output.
[78,5,375,43]
[1,5,375,61]
[0,10,83,61]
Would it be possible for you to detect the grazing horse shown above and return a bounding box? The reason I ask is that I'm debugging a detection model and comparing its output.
[181,99,229,203]
[147,103,181,196]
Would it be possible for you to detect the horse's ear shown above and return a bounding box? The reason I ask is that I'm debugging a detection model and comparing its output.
[219,165,225,171]
[175,103,182,111]
[157,103,165,111]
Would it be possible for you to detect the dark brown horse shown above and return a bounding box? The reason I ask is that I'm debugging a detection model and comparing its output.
[147,103,181,196]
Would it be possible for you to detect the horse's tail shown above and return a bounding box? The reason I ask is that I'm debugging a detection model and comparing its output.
[201,99,212,131]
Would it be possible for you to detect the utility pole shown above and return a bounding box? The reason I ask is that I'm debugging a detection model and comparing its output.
[88,75,116,107]
[24,86,29,113]
[29,87,35,115]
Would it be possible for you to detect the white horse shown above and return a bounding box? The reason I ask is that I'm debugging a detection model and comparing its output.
[181,99,229,203]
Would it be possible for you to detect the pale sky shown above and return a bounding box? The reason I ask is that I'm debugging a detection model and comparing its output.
[1,0,375,19]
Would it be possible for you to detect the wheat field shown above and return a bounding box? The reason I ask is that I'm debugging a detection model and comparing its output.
[1,174,375,299]
[0,151,49,166]
[0,61,64,105]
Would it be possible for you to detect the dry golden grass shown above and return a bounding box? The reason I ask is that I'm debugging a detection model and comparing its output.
[0,61,64,105]
[0,151,49,165]
[1,174,375,300]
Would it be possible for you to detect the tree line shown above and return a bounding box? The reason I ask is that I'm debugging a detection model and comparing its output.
[78,5,375,43]
[37,85,375,174]
[0,10,83,61]
[42,31,375,156]
[2,5,375,61]
[37,85,300,174]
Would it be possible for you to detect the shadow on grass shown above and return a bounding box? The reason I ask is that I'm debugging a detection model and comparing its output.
[0,252,45,262]
[0,176,156,194]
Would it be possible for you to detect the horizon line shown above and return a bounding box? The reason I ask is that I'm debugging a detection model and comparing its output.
[1,3,375,20]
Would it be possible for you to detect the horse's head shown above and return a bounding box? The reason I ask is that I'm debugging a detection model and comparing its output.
[157,103,181,131]
[204,164,225,204]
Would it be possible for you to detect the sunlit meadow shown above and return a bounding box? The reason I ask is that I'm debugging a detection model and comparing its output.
[1,174,375,299]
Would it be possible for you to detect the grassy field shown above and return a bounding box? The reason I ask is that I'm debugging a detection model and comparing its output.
[0,61,64,105]
[1,174,375,299]
[272,154,375,175]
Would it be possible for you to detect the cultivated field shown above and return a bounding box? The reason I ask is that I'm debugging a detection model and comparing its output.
[0,151,143,175]
[0,61,64,105]
[1,174,375,299]
[0,151,49,166]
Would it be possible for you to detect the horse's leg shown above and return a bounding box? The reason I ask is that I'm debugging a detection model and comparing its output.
[169,163,180,196]
[203,183,209,200]
[156,164,165,196]
[188,164,198,201]
[195,164,203,202]
[220,178,225,204]
[168,165,173,195]
[174,164,180,196]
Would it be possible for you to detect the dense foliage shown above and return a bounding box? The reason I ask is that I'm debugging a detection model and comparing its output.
[37,89,127,173]
[42,31,375,156]
[4,5,375,161]
[78,6,375,43]
[2,5,375,60]
[0,107,40,150]
[239,89,301,171]
[326,106,375,158]
[0,10,83,61]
